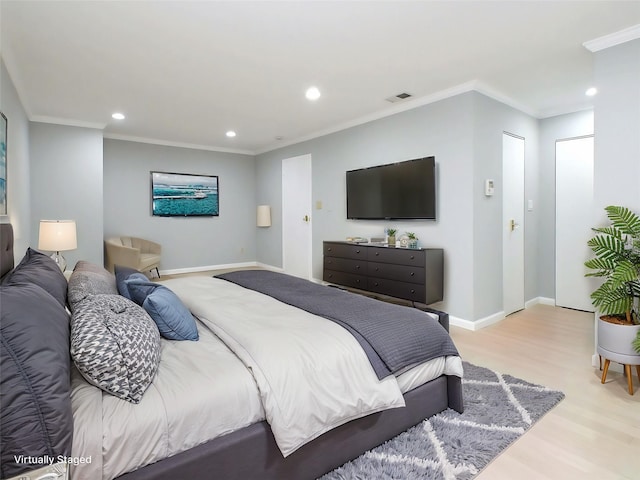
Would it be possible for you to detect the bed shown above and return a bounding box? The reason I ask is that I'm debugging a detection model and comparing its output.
[0,223,463,480]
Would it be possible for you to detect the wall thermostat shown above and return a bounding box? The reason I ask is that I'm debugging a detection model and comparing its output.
[485,179,495,196]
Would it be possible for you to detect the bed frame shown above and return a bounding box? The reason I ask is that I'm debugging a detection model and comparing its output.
[0,223,463,480]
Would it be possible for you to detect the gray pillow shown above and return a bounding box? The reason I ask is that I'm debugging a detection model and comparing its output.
[70,294,161,404]
[67,261,118,312]
[0,284,72,479]
[1,248,68,307]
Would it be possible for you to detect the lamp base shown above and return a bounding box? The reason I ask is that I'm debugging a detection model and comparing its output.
[50,251,67,272]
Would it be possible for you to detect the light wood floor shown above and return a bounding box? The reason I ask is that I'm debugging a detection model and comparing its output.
[450,304,639,480]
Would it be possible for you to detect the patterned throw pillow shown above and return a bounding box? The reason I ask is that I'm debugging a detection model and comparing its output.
[70,294,161,403]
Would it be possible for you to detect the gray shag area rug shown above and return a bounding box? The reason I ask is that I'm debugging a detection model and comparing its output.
[321,362,565,480]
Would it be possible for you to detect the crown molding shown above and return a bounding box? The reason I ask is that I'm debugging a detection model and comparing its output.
[583,24,640,52]
[30,115,106,130]
[103,133,255,156]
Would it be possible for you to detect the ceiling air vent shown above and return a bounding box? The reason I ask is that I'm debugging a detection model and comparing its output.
[385,92,412,103]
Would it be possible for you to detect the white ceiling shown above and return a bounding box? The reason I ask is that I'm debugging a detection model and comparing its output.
[2,1,640,154]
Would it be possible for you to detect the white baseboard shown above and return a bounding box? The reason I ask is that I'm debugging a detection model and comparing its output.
[159,261,259,276]
[525,296,556,308]
[449,310,505,331]
[160,261,284,276]
[256,262,283,272]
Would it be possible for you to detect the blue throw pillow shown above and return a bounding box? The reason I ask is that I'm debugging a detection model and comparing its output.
[126,280,199,341]
[115,265,147,300]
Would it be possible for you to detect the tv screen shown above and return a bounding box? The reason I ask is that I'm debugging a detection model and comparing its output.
[151,171,219,217]
[346,157,436,220]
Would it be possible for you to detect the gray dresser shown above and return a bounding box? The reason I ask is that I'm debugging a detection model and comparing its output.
[322,241,443,304]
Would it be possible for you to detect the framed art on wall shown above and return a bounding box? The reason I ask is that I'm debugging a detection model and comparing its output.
[151,171,219,217]
[0,112,7,216]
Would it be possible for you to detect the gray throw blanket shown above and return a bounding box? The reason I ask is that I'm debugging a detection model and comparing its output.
[216,270,459,379]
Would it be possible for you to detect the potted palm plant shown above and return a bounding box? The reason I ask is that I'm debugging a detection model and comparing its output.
[585,205,640,360]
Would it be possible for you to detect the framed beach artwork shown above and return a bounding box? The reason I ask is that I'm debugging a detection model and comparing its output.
[150,171,219,217]
[0,112,7,216]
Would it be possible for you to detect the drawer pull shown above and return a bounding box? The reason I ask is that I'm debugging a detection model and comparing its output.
[375,252,379,256]
[356,279,361,284]
[410,289,415,294]
[410,272,415,276]
[375,267,379,271]
[374,282,379,286]
[327,247,332,251]
[410,255,415,260]
[356,265,360,270]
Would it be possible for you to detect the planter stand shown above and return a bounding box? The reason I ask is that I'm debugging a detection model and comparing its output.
[597,318,640,395]
[600,357,640,395]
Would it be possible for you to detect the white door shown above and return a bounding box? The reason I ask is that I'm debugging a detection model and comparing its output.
[282,154,312,279]
[556,136,595,312]
[503,133,525,316]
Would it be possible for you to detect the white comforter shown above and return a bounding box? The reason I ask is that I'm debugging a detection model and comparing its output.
[164,276,406,456]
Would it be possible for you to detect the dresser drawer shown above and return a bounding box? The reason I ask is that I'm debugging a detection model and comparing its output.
[368,262,425,285]
[323,242,367,260]
[323,270,367,290]
[367,277,425,303]
[324,257,367,275]
[368,247,425,266]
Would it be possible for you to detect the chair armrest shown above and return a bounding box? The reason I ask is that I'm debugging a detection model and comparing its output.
[105,243,141,271]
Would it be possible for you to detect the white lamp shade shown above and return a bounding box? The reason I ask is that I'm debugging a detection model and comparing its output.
[38,220,77,251]
[257,205,272,227]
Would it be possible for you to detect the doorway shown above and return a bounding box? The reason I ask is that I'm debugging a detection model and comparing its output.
[282,154,312,279]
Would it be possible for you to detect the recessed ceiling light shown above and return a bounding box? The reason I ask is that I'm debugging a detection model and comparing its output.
[226,130,237,138]
[305,86,321,101]
[585,87,598,97]
[111,112,125,120]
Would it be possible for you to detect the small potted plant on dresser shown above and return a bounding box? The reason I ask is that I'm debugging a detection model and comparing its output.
[406,232,419,249]
[585,205,640,394]
[386,228,397,247]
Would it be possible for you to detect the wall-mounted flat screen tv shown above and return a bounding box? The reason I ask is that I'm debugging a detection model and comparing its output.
[151,171,219,217]
[346,156,436,220]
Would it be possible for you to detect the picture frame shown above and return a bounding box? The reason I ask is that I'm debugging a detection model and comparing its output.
[150,171,219,217]
[0,112,7,216]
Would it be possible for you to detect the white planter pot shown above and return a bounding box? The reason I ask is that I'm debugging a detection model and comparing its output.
[597,318,640,365]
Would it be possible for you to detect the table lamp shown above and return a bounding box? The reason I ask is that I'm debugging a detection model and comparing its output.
[38,220,77,272]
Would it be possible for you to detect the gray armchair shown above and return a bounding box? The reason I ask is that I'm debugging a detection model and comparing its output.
[104,236,161,277]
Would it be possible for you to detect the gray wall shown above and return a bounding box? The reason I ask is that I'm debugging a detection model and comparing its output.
[103,139,256,271]
[256,92,539,323]
[538,110,594,300]
[29,123,104,267]
[471,93,540,320]
[593,39,640,214]
[0,59,31,262]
